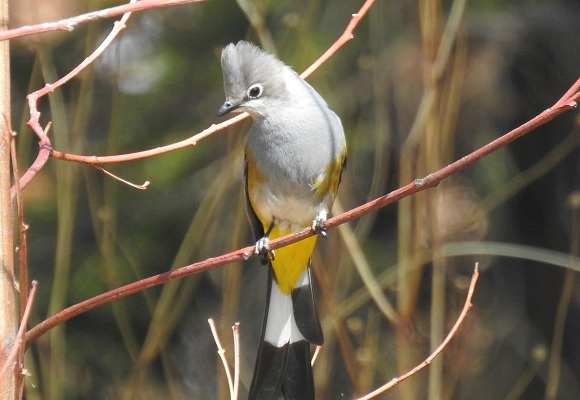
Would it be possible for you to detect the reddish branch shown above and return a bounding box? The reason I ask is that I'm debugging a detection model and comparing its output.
[14,0,139,199]
[49,113,249,164]
[300,0,377,79]
[26,242,255,344]
[25,85,579,344]
[25,3,140,138]
[354,265,480,400]
[0,281,37,377]
[0,0,205,42]
[9,142,50,200]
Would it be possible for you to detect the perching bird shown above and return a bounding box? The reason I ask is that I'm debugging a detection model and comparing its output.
[218,41,346,400]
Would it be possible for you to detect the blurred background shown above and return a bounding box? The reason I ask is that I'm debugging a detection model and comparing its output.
[8,0,580,399]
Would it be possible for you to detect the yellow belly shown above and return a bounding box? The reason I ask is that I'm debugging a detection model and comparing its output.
[269,225,317,294]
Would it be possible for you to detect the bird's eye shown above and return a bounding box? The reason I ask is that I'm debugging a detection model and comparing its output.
[247,84,263,99]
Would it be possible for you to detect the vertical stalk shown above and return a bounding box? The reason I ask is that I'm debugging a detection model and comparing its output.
[397,0,466,398]
[38,49,78,400]
[0,0,15,398]
[545,195,580,399]
[396,0,443,397]
[422,0,445,397]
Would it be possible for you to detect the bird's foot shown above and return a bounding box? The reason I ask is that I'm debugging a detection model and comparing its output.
[255,236,275,265]
[312,216,328,238]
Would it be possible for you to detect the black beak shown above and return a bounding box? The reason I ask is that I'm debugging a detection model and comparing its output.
[217,100,241,117]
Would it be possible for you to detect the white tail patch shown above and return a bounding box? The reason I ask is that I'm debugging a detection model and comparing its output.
[264,270,310,347]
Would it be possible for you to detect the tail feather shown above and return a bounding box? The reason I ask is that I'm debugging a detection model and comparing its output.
[248,341,286,399]
[291,266,323,346]
[248,341,314,400]
[281,341,315,399]
[249,267,321,400]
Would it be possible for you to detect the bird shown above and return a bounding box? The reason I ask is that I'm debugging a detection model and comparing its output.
[217,41,346,400]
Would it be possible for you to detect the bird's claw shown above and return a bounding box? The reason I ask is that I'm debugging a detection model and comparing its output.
[312,217,328,238]
[255,236,275,265]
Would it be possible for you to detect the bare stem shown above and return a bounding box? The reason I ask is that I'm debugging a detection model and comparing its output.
[354,264,479,400]
[232,322,240,400]
[208,318,235,398]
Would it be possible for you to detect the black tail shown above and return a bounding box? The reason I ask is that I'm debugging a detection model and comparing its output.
[248,266,323,400]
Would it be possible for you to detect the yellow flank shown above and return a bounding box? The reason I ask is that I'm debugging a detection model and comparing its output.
[312,145,347,202]
[245,149,267,187]
[269,225,318,295]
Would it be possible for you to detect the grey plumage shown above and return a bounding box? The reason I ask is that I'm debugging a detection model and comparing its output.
[218,41,346,400]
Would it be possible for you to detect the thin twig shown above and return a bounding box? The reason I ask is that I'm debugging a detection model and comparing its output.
[300,0,377,79]
[92,165,150,190]
[0,281,38,377]
[0,0,205,42]
[208,318,235,398]
[10,122,52,201]
[232,322,240,400]
[49,114,248,164]
[25,243,254,344]
[26,6,136,141]
[9,141,51,200]
[554,77,580,108]
[353,264,479,400]
[311,346,322,367]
